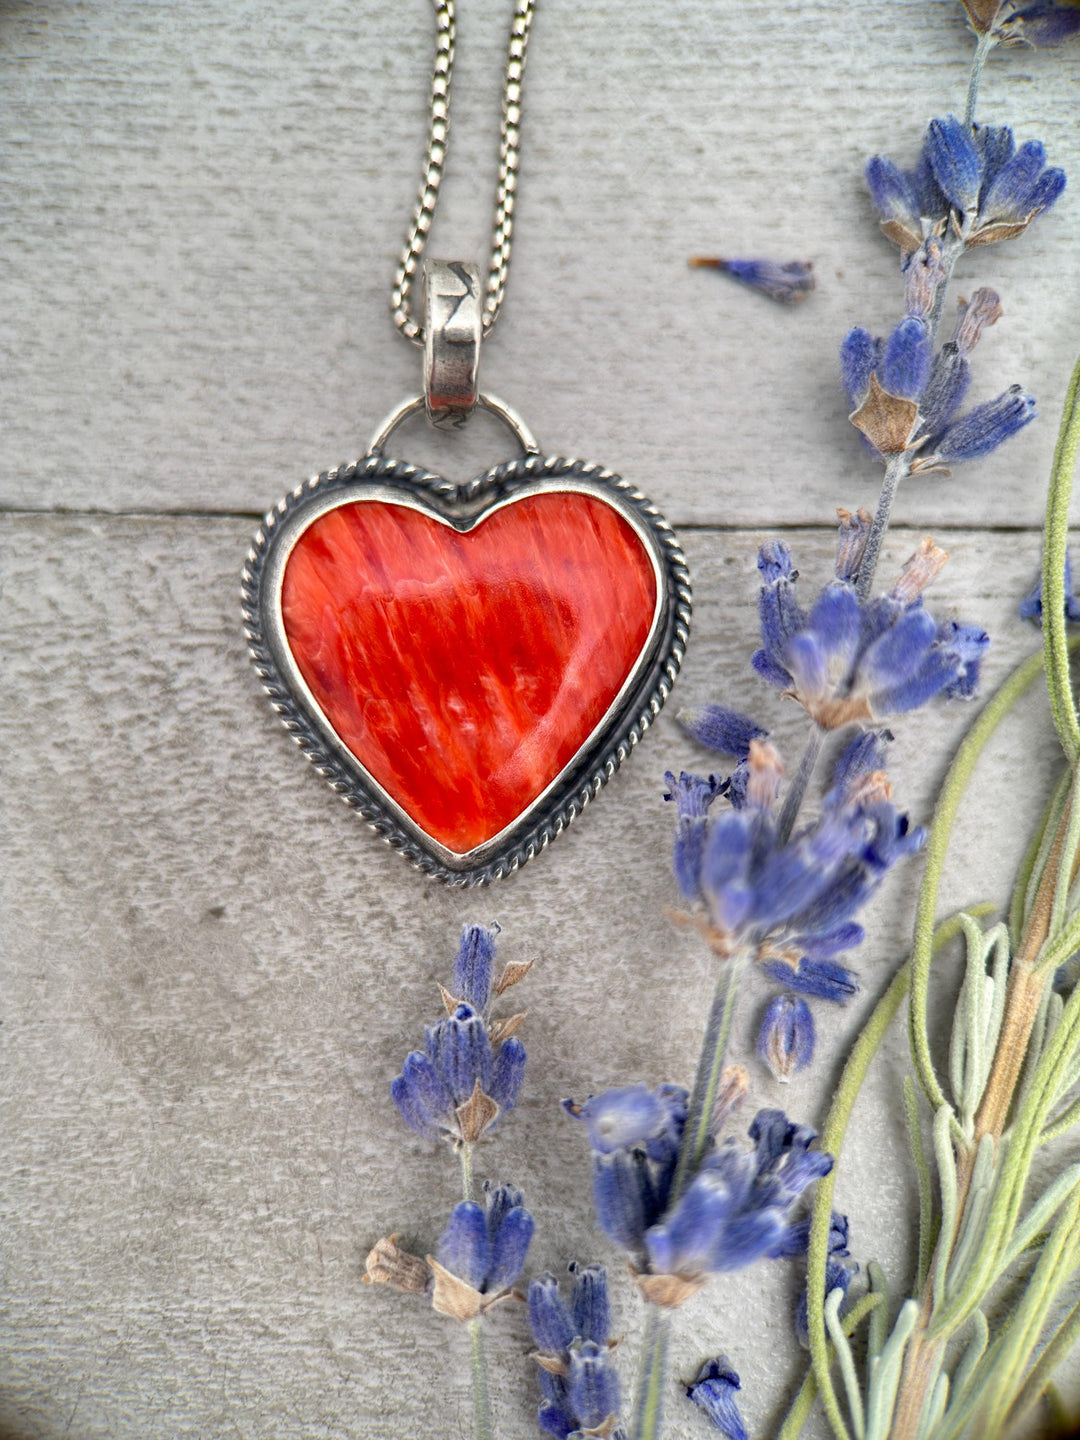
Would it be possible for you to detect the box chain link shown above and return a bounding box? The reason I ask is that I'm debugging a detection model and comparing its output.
[390,0,536,346]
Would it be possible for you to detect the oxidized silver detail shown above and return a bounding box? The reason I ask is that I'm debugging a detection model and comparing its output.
[368,391,540,458]
[423,260,482,427]
[241,451,692,887]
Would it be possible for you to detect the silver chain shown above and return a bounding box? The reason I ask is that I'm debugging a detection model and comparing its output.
[390,0,536,346]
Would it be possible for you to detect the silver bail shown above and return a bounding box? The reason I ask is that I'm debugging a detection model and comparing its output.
[423,260,482,429]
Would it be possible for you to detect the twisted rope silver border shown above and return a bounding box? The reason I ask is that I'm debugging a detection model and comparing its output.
[240,451,692,887]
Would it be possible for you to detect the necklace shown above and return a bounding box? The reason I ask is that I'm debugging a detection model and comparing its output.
[241,1,691,886]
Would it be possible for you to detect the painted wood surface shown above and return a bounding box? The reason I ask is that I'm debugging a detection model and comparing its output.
[3,1,1080,1437]
[2,0,1078,527]
[4,516,1078,1438]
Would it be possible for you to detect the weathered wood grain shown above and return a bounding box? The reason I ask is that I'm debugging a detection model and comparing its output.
[5,0,1080,1433]
[2,513,1077,1437]
[1,0,1078,527]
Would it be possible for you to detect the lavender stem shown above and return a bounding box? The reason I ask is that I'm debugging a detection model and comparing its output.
[466,1317,494,1440]
[856,454,910,603]
[670,948,750,1205]
[630,1303,673,1440]
[964,30,996,129]
[459,1142,474,1202]
[776,726,826,848]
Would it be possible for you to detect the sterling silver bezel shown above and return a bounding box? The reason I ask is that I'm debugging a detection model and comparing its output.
[241,450,692,886]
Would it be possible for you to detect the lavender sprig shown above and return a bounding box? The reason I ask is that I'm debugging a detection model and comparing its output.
[623,11,1074,1437]
[849,109,1063,596]
[391,923,530,1173]
[528,1265,627,1439]
[367,925,536,1440]
[564,1081,833,1434]
[774,17,1080,1440]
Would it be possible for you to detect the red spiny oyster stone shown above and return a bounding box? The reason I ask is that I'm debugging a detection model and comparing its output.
[280,492,658,854]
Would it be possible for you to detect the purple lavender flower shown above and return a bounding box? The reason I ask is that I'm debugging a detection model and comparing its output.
[569,1261,612,1344]
[643,1110,832,1278]
[880,314,933,400]
[787,1212,858,1349]
[753,533,989,727]
[567,1343,623,1435]
[757,993,815,1082]
[664,771,726,904]
[978,139,1068,234]
[1021,551,1080,625]
[933,384,1039,462]
[959,0,1080,40]
[679,704,768,760]
[664,706,769,901]
[570,1084,683,1156]
[771,1207,850,1261]
[567,1091,833,1322]
[670,707,769,827]
[452,922,499,1010]
[564,1085,687,1251]
[1004,1,1080,43]
[566,1092,832,1294]
[844,282,1035,465]
[755,540,807,687]
[686,1357,749,1440]
[938,621,992,700]
[427,1182,535,1321]
[528,1266,626,1440]
[669,731,922,1003]
[916,341,975,443]
[866,117,1066,253]
[529,1272,578,1354]
[391,925,531,1145]
[759,954,860,1003]
[689,255,815,305]
[391,1002,526,1143]
[864,152,946,254]
[925,115,984,213]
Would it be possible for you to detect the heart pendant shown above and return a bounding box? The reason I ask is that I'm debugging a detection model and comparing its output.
[242,446,691,885]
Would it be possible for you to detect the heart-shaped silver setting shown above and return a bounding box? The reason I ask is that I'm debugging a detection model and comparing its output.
[241,450,691,886]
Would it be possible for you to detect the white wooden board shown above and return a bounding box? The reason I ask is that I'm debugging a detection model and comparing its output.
[3,516,1078,1437]
[3,1,1080,1436]
[1,0,1078,527]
